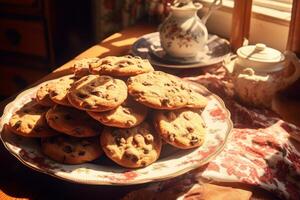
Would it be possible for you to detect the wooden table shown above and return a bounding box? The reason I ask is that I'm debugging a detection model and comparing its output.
[0,24,297,200]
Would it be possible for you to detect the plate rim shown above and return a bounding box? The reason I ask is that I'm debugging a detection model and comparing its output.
[0,80,233,185]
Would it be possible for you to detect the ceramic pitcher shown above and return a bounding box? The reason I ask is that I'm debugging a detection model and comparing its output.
[158,0,222,58]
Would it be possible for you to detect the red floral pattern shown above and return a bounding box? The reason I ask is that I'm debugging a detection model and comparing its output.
[183,66,300,200]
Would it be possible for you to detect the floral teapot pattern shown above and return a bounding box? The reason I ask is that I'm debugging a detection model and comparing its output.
[158,0,222,58]
[225,43,300,108]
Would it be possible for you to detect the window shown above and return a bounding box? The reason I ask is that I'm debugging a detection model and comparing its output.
[253,0,292,12]
[201,0,292,22]
[199,0,293,51]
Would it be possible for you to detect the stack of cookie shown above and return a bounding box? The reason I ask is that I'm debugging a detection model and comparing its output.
[7,55,208,168]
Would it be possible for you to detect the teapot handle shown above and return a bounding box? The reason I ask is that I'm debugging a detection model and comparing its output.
[201,0,222,24]
[283,50,300,85]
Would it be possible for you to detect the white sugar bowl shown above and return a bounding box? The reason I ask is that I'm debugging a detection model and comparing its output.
[225,43,300,108]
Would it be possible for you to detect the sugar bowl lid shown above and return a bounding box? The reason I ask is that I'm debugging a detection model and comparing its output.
[236,43,285,72]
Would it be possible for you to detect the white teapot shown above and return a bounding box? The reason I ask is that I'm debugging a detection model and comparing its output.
[158,0,221,58]
[225,43,300,108]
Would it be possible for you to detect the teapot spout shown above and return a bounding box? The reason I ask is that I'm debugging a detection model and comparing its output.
[282,51,300,86]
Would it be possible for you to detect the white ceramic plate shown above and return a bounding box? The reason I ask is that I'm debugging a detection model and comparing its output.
[131,32,231,68]
[0,80,233,185]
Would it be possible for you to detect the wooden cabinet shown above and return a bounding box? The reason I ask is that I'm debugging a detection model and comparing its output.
[0,18,47,57]
[0,0,53,100]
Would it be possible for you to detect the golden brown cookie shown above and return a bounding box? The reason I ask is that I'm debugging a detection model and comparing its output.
[100,122,162,168]
[41,135,103,164]
[46,105,102,137]
[127,71,188,110]
[87,97,148,128]
[8,99,59,137]
[72,57,101,78]
[67,75,128,112]
[36,81,56,107]
[89,55,154,77]
[154,108,205,149]
[49,75,78,107]
[185,87,208,108]
[127,71,208,110]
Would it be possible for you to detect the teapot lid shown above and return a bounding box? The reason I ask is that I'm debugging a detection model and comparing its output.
[237,43,284,63]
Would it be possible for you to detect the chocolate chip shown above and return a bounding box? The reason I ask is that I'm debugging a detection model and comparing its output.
[51,91,58,97]
[124,148,139,163]
[34,126,43,132]
[169,133,176,142]
[174,87,180,92]
[64,114,72,120]
[77,93,88,99]
[142,82,152,86]
[115,136,126,146]
[122,107,131,114]
[187,126,194,133]
[73,127,83,135]
[161,98,170,106]
[91,125,102,133]
[90,91,102,97]
[78,151,86,156]
[144,134,154,143]
[47,137,56,144]
[14,120,22,128]
[190,136,199,145]
[81,140,91,147]
[83,104,91,109]
[143,148,150,154]
[126,120,134,126]
[140,161,147,167]
[23,109,30,113]
[106,84,115,90]
[149,91,158,96]
[102,60,110,65]
[183,113,191,120]
[63,145,73,153]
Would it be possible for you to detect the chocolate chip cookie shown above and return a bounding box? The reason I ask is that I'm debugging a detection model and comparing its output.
[72,57,101,78]
[127,71,189,110]
[49,75,78,107]
[46,105,102,137]
[41,135,103,164]
[100,122,162,168]
[67,75,127,112]
[89,55,154,77]
[8,99,59,137]
[87,97,148,128]
[154,108,205,149]
[182,82,208,108]
[36,81,56,107]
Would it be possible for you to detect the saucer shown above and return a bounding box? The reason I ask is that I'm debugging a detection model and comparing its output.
[131,32,231,69]
[149,44,210,64]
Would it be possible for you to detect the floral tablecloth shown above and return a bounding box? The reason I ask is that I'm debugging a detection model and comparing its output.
[127,66,300,200]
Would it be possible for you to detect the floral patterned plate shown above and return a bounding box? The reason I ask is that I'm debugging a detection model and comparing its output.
[0,80,233,185]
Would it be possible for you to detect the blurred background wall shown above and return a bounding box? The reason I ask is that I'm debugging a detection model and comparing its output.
[0,0,169,101]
